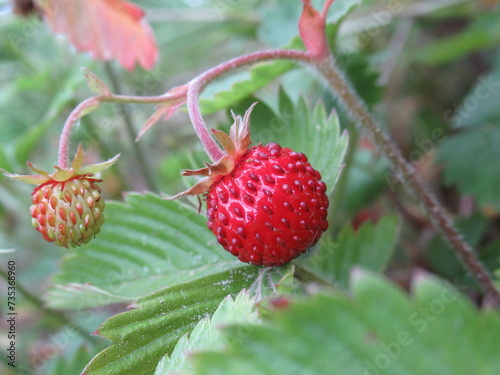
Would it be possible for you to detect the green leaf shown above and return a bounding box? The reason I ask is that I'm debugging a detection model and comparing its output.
[199,0,370,115]
[450,64,500,129]
[415,13,500,65]
[154,291,259,375]
[340,147,389,215]
[82,68,112,97]
[189,270,500,375]
[0,146,12,173]
[237,89,349,194]
[425,213,489,289]
[45,193,243,309]
[14,67,83,164]
[296,215,400,289]
[199,45,298,115]
[337,53,384,107]
[79,152,120,175]
[438,126,500,210]
[83,267,261,375]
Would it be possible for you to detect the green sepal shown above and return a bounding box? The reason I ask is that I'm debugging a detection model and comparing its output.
[0,170,49,185]
[79,153,120,175]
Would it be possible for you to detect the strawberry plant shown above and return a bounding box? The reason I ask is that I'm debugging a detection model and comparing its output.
[1,1,500,374]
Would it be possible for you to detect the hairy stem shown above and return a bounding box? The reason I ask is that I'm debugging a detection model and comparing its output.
[330,122,358,226]
[313,56,500,306]
[186,50,313,161]
[57,83,186,169]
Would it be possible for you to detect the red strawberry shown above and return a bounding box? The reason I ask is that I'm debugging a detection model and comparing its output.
[206,143,328,266]
[2,144,119,248]
[170,104,329,266]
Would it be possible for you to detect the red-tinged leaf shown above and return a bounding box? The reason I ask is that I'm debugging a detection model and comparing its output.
[136,101,185,140]
[136,85,188,140]
[299,0,330,59]
[38,0,158,70]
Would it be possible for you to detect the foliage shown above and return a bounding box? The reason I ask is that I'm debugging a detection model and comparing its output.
[83,268,265,375]
[1,0,500,374]
[154,291,259,375]
[237,88,349,191]
[45,194,242,309]
[189,270,500,375]
[438,126,500,210]
[296,215,400,289]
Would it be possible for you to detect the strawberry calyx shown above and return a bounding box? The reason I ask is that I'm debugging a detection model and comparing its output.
[167,102,257,200]
[1,144,119,186]
[31,173,102,195]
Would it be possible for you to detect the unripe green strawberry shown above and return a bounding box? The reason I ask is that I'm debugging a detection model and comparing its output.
[30,176,105,247]
[1,144,119,248]
[170,104,329,266]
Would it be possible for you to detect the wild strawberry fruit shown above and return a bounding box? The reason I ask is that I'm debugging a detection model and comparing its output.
[170,104,329,266]
[2,145,119,248]
[206,143,328,266]
[30,175,105,247]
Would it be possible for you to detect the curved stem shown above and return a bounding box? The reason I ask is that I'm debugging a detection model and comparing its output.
[312,56,500,306]
[57,89,187,168]
[186,50,314,161]
[105,93,184,104]
[55,45,500,304]
[58,97,99,168]
[58,50,312,167]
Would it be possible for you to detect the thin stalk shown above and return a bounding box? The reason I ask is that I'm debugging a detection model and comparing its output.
[313,56,500,306]
[103,63,157,191]
[103,94,186,104]
[57,90,186,168]
[0,268,96,343]
[58,97,99,168]
[186,49,313,161]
